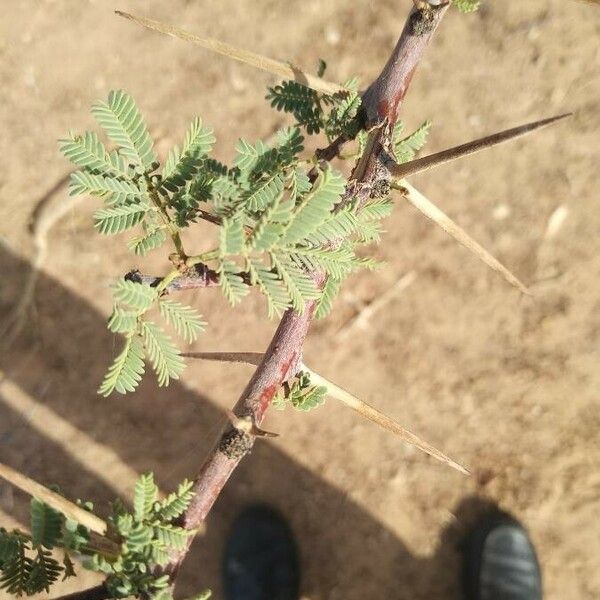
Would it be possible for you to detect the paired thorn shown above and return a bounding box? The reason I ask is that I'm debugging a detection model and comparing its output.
[397,181,530,294]
[385,115,571,292]
[183,352,468,474]
[226,409,279,438]
[0,461,108,535]
[388,113,572,180]
[115,11,344,96]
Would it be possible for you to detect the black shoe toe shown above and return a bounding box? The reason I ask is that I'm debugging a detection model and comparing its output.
[223,505,300,600]
[463,513,542,600]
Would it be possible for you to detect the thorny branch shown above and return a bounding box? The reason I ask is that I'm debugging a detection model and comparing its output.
[159,1,452,587]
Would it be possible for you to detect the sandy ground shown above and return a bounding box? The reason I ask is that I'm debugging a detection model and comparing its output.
[0,1,599,599]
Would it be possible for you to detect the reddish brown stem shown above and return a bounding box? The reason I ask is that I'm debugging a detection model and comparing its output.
[356,2,450,184]
[125,265,220,291]
[163,0,450,586]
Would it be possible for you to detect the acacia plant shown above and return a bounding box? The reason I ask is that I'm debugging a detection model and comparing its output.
[0,1,571,598]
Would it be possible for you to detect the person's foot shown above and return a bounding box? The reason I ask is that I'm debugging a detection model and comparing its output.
[463,512,542,600]
[223,505,300,600]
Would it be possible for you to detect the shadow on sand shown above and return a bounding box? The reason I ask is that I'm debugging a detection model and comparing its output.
[0,247,498,599]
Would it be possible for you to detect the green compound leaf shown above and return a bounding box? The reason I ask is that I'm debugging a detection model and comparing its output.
[128,228,167,256]
[94,202,150,235]
[303,206,360,246]
[107,307,139,334]
[354,197,394,243]
[112,279,157,311]
[248,259,291,318]
[270,254,320,313]
[25,548,62,594]
[282,167,346,245]
[133,473,158,522]
[249,195,294,252]
[290,244,362,280]
[159,300,206,343]
[141,321,185,387]
[393,120,431,164]
[291,385,327,411]
[266,81,323,134]
[233,138,270,174]
[454,0,481,12]
[69,171,144,205]
[124,522,154,551]
[98,335,146,396]
[59,132,129,178]
[325,91,361,140]
[218,261,249,306]
[288,167,311,201]
[0,539,32,596]
[275,127,304,165]
[0,531,21,564]
[243,173,284,212]
[154,480,195,521]
[220,216,245,256]
[92,90,156,169]
[315,276,343,320]
[30,499,62,549]
[161,117,215,193]
[153,524,192,551]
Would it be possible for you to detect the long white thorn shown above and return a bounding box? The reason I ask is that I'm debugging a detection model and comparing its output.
[181,351,263,365]
[302,364,469,475]
[398,181,530,294]
[389,113,571,180]
[0,461,108,535]
[182,352,468,474]
[115,11,344,96]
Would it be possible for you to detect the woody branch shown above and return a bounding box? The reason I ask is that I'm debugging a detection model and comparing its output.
[158,0,451,587]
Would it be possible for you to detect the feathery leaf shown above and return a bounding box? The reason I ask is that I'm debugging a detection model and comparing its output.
[112,279,157,311]
[155,480,194,521]
[393,120,431,163]
[30,499,62,549]
[161,117,215,192]
[133,473,158,522]
[98,335,146,396]
[153,524,192,551]
[218,261,249,306]
[94,202,150,235]
[92,90,156,169]
[454,0,481,12]
[59,132,128,177]
[220,217,245,256]
[107,307,140,334]
[128,228,167,255]
[282,167,346,245]
[314,276,343,319]
[248,259,291,318]
[159,300,206,343]
[69,171,143,205]
[141,321,185,387]
[25,548,62,594]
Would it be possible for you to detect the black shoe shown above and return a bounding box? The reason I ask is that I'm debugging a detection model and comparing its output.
[463,512,542,600]
[223,505,300,600]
